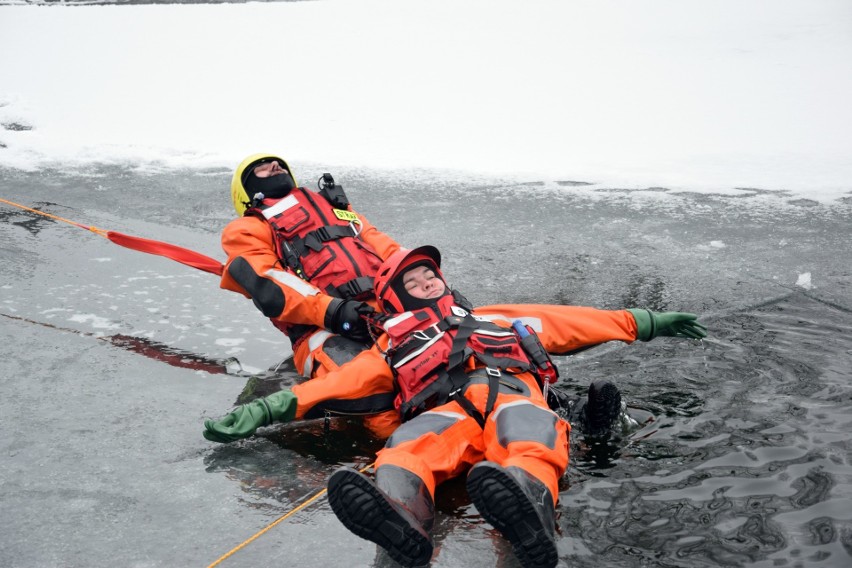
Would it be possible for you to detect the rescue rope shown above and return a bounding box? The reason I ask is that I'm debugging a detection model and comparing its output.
[0,197,224,275]
[0,197,108,236]
[206,462,375,568]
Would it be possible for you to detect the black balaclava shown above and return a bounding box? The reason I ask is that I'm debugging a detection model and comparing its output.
[389,260,450,311]
[243,160,296,202]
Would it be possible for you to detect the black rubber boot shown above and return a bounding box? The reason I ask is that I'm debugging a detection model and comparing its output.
[466,461,558,568]
[327,467,434,567]
[583,379,622,440]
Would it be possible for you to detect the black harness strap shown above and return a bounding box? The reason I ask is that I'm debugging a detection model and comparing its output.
[483,368,501,420]
[327,276,375,300]
[447,366,500,430]
[293,225,358,255]
[394,313,518,428]
[443,316,497,429]
[451,389,487,429]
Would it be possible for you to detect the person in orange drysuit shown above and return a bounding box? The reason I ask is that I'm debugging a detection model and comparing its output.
[203,246,707,568]
[221,154,401,434]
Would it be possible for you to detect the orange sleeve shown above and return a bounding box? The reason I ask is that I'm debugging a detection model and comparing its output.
[219,216,333,328]
[291,347,396,419]
[472,304,639,354]
[352,210,401,260]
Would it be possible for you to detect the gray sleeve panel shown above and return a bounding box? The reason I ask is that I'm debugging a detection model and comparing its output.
[228,256,285,318]
[322,335,371,366]
[386,412,463,448]
[495,402,558,450]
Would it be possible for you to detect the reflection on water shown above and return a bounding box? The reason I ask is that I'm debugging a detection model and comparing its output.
[205,292,852,567]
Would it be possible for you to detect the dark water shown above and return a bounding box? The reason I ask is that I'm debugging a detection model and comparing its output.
[1,163,851,567]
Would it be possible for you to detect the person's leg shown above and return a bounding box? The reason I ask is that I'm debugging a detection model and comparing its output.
[327,466,434,568]
[328,405,484,566]
[582,379,622,439]
[467,386,569,568]
[467,461,559,568]
[296,331,400,437]
[294,330,367,378]
[480,382,570,496]
[549,380,623,440]
[376,404,485,493]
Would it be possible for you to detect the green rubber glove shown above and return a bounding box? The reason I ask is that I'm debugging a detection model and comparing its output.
[203,390,298,443]
[628,309,708,341]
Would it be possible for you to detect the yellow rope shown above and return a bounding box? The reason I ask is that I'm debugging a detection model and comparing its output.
[0,197,108,237]
[206,462,375,568]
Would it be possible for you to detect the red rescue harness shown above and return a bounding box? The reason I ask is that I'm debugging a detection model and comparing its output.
[382,294,552,425]
[247,187,383,301]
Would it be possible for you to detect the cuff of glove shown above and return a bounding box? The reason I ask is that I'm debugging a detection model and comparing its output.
[627,309,655,341]
[324,298,345,329]
[263,390,298,423]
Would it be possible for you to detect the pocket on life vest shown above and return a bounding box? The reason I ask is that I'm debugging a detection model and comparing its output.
[395,335,451,387]
[274,203,311,234]
[301,245,337,281]
[467,334,529,367]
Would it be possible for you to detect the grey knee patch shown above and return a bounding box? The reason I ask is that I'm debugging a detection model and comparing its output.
[493,401,558,449]
[322,335,370,367]
[386,412,463,448]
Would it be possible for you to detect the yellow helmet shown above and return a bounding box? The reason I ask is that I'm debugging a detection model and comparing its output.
[230,153,298,216]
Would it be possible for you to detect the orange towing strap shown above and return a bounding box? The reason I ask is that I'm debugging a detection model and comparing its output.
[1,197,225,276]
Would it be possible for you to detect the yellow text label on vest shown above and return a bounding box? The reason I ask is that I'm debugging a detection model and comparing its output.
[333,209,359,222]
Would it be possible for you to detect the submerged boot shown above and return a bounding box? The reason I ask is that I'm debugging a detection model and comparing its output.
[582,379,622,440]
[466,461,558,568]
[327,467,434,567]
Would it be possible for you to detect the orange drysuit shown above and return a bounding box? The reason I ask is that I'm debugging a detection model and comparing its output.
[220,189,400,378]
[290,303,641,501]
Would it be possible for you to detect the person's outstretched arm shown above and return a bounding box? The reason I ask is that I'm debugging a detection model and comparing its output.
[203,347,396,443]
[473,304,706,354]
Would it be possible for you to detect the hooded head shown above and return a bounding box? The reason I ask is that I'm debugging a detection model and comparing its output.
[230,153,298,216]
[374,246,449,313]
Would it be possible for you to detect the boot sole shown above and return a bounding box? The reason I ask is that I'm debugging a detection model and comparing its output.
[585,380,622,439]
[327,469,433,567]
[466,465,558,568]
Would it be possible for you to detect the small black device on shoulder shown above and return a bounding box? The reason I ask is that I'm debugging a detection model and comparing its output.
[318,173,350,209]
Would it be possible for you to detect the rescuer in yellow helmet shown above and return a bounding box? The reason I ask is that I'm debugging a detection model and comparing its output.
[220,153,402,436]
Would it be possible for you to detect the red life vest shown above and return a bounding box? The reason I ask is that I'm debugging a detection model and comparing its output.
[381,294,543,422]
[247,187,384,301]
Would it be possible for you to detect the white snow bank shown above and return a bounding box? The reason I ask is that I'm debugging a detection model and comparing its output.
[1,0,850,202]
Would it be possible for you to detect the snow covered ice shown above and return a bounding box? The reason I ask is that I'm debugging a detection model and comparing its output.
[1,0,851,202]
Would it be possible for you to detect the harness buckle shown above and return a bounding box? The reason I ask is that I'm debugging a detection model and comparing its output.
[412,323,441,341]
[450,305,469,317]
[334,276,374,300]
[314,226,332,243]
[349,220,362,237]
[486,367,501,378]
